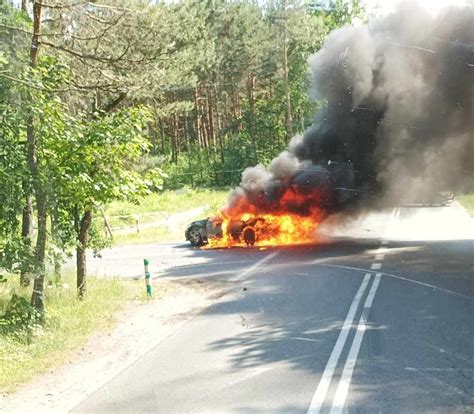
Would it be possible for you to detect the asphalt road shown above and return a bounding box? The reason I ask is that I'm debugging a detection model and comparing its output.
[74,203,473,413]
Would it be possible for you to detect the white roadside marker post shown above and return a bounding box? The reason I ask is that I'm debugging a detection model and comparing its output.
[144,258,153,299]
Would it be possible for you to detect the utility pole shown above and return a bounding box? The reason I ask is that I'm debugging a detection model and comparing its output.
[283,0,293,143]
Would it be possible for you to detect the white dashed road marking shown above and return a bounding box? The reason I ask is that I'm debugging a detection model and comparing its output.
[231,251,279,282]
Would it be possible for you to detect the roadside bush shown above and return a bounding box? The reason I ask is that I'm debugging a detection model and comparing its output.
[0,293,43,343]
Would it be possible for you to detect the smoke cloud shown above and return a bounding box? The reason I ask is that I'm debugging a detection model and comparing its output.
[225,2,473,219]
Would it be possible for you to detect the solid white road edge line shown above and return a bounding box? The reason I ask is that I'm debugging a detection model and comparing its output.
[231,251,279,281]
[330,273,383,414]
[306,273,372,414]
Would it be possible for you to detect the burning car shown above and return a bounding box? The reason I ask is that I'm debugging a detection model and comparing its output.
[185,212,319,248]
[185,217,223,247]
[185,216,264,247]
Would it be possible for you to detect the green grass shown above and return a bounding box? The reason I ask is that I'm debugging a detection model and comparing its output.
[105,188,229,228]
[113,224,178,246]
[106,188,229,245]
[0,273,168,393]
[111,209,208,245]
[457,193,474,217]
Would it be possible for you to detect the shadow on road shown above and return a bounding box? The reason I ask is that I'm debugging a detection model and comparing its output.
[162,237,474,412]
[159,238,382,280]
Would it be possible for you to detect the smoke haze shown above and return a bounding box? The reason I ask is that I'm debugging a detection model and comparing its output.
[225,1,473,219]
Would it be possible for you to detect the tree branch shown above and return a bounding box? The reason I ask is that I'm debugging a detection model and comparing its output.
[101,92,127,112]
[37,1,137,13]
[40,39,134,64]
[0,23,31,36]
[35,1,91,10]
[0,72,116,93]
[0,23,109,41]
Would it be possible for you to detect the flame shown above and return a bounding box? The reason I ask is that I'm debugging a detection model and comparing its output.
[205,211,321,249]
[203,183,327,249]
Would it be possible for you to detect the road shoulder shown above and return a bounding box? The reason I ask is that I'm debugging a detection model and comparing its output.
[0,279,222,414]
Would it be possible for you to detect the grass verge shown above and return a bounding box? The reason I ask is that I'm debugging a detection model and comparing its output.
[106,188,229,227]
[457,193,474,217]
[0,273,152,393]
[112,223,182,246]
[106,188,229,245]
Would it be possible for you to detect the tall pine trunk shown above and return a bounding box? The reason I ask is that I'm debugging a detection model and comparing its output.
[247,73,257,164]
[282,0,293,142]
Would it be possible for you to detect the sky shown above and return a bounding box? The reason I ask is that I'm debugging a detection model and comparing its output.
[363,0,471,16]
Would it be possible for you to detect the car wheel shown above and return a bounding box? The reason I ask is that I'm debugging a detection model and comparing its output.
[188,226,204,247]
[243,226,256,246]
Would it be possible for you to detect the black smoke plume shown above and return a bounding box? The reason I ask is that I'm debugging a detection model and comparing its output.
[225,2,473,219]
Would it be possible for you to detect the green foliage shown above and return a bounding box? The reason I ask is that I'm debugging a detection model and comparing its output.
[49,106,156,205]
[0,293,42,343]
[310,0,366,32]
[0,237,36,275]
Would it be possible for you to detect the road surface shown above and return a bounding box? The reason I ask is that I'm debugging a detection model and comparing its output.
[74,203,473,413]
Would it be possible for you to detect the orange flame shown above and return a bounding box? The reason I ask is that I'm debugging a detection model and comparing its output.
[204,183,327,249]
[206,211,321,249]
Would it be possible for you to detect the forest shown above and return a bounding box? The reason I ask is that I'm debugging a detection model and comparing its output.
[0,0,364,314]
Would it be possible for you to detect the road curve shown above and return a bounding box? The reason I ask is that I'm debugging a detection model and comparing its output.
[73,204,474,413]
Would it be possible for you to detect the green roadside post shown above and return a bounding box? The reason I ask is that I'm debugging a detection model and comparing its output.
[144,258,153,298]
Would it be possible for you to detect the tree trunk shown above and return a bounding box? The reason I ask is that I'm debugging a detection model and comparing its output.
[77,210,92,299]
[207,86,216,149]
[20,194,33,286]
[149,122,157,155]
[196,86,208,149]
[172,113,179,163]
[31,192,47,314]
[51,214,62,285]
[21,195,33,239]
[194,87,202,147]
[160,121,165,154]
[28,1,47,315]
[283,0,293,142]
[21,0,28,13]
[247,73,257,164]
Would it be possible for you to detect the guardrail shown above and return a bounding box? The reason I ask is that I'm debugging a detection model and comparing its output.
[107,212,170,233]
[101,205,209,238]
